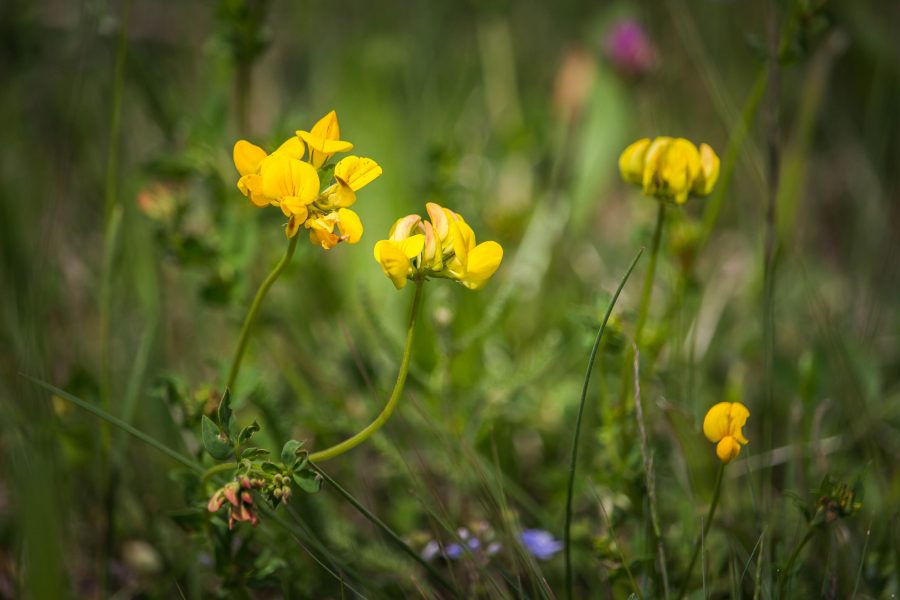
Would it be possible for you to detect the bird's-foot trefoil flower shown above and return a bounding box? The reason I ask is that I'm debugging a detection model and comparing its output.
[703,401,750,463]
[374,202,503,290]
[619,136,720,204]
[231,110,381,246]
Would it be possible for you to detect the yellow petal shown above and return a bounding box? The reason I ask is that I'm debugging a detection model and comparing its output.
[237,174,269,207]
[296,111,353,168]
[281,200,308,222]
[702,402,732,443]
[274,136,305,160]
[374,240,410,289]
[459,241,503,290]
[310,227,340,250]
[311,110,341,142]
[285,214,302,238]
[233,140,267,176]
[729,402,750,444]
[335,156,383,191]
[619,138,650,185]
[337,208,363,244]
[716,436,741,463]
[261,154,320,204]
[322,182,356,208]
[398,233,425,259]
[692,143,720,196]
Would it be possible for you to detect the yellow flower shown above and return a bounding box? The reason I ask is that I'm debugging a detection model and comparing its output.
[619,136,719,204]
[296,110,353,169]
[374,203,503,290]
[233,137,305,207]
[232,113,381,247]
[703,402,750,463]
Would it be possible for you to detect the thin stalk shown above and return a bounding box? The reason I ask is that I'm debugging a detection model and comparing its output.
[677,463,725,600]
[564,248,643,600]
[633,345,670,599]
[226,235,298,391]
[309,281,424,462]
[777,525,815,597]
[23,375,203,474]
[309,463,459,597]
[100,7,130,592]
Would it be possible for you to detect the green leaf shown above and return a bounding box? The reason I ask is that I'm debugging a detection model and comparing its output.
[280,439,304,466]
[293,470,322,494]
[217,388,234,435]
[201,415,234,460]
[238,421,260,445]
[240,447,269,460]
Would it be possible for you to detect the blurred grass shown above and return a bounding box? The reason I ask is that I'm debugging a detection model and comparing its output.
[2,0,900,597]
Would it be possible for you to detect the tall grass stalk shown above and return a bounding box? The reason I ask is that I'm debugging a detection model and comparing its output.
[564,248,643,600]
[633,345,670,599]
[677,463,725,600]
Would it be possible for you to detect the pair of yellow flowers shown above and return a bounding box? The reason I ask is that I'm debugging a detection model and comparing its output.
[619,135,749,463]
[232,111,504,290]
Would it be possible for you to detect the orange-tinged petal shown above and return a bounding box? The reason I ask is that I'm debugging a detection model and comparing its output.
[426,202,449,241]
[729,402,750,444]
[702,402,732,443]
[716,436,741,463]
[337,208,363,244]
[234,140,267,176]
[459,241,503,290]
[334,156,382,191]
[389,215,422,241]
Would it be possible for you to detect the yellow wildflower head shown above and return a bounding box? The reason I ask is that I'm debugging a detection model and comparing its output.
[232,112,381,248]
[619,136,719,204]
[374,203,503,290]
[702,402,750,463]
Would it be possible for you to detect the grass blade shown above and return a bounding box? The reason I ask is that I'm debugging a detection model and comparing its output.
[564,248,644,599]
[21,374,203,474]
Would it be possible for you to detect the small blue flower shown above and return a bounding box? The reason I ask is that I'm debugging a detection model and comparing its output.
[520,529,563,560]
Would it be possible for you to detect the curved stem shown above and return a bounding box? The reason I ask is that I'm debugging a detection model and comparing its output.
[202,462,239,483]
[777,525,815,597]
[226,235,298,391]
[309,281,425,462]
[677,463,725,600]
[565,249,643,600]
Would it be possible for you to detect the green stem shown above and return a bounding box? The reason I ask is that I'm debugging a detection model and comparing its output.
[565,249,643,600]
[309,281,425,462]
[202,462,239,483]
[677,463,725,600]
[226,235,298,391]
[777,525,815,597]
[635,202,667,346]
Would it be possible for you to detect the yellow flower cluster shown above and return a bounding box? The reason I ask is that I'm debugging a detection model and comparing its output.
[233,111,382,248]
[374,202,503,290]
[619,136,720,204]
[703,402,750,463]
